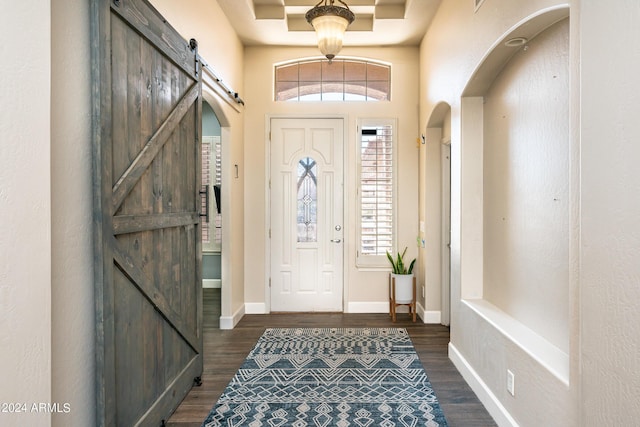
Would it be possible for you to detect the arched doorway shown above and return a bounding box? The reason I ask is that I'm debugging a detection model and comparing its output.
[201,89,232,329]
[423,102,452,326]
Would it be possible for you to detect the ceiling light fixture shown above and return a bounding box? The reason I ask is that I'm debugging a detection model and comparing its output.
[504,37,528,47]
[305,0,355,62]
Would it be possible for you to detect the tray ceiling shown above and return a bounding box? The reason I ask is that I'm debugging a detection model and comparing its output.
[216,0,441,47]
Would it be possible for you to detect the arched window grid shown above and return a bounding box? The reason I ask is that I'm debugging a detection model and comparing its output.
[275,58,391,102]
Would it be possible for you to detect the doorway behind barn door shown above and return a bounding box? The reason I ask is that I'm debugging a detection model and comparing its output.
[201,101,222,325]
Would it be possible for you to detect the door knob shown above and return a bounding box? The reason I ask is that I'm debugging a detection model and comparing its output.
[330,239,342,243]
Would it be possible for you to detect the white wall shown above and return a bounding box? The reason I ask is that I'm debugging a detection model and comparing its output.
[243,46,420,315]
[0,1,52,426]
[578,1,640,425]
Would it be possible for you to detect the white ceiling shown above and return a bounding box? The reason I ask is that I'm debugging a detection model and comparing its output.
[216,0,442,48]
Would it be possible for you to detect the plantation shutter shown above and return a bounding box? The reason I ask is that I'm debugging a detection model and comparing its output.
[202,140,212,244]
[202,136,222,251]
[359,122,395,263]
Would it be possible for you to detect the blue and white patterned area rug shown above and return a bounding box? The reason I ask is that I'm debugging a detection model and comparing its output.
[201,327,448,427]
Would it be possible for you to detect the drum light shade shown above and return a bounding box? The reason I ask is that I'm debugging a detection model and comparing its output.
[305,0,355,61]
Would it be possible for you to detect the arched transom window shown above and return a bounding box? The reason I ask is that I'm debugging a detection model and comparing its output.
[275,58,391,102]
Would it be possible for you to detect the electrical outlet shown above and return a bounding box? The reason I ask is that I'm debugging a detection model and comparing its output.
[507,369,515,396]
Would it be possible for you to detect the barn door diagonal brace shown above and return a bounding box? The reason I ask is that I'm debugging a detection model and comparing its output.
[111,237,200,354]
[111,82,200,213]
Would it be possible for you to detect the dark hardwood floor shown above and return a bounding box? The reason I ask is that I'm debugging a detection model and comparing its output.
[167,289,496,427]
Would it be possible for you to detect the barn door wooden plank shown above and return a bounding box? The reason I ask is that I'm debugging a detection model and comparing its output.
[91,0,203,425]
[112,83,201,212]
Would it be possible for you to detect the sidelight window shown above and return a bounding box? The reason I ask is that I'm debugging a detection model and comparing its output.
[357,119,396,267]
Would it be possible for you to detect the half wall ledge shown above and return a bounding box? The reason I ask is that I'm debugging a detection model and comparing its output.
[462,298,570,385]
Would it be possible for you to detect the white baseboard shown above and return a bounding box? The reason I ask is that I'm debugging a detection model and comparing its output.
[422,311,441,323]
[245,302,267,314]
[219,304,245,330]
[347,302,389,313]
[240,300,440,323]
[449,342,518,427]
[416,302,441,324]
[202,279,221,289]
[347,302,441,325]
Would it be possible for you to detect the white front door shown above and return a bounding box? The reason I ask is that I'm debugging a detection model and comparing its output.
[270,118,344,312]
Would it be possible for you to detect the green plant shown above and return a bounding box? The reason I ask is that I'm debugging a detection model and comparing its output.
[386,247,416,274]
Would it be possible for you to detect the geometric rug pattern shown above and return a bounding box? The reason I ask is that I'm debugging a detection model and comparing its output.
[202,327,448,426]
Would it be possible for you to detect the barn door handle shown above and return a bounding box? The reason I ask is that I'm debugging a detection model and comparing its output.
[199,186,210,223]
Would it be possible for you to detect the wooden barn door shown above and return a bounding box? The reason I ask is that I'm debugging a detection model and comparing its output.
[92,1,203,425]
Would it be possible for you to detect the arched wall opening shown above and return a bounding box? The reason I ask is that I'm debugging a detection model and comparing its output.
[201,86,232,328]
[458,5,571,379]
[420,102,452,325]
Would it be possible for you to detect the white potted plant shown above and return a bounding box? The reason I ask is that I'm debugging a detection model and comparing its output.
[386,247,416,304]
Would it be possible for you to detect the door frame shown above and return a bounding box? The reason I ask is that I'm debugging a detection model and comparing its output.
[200,80,232,327]
[441,139,452,326]
[265,114,349,313]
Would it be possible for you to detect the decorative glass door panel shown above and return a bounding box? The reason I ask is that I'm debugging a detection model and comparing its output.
[297,157,318,243]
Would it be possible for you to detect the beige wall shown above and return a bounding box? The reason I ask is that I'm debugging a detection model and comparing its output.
[51,0,94,426]
[0,1,53,426]
[578,1,640,425]
[243,46,420,313]
[151,0,244,92]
